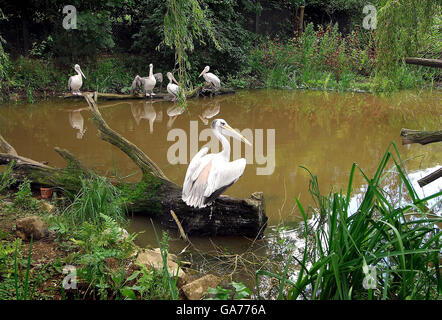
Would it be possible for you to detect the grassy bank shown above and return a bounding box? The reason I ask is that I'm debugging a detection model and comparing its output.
[1,22,440,103]
[1,142,440,300]
[256,143,441,300]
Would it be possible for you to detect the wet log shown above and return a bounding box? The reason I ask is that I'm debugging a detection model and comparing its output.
[62,86,235,102]
[405,57,442,68]
[400,128,442,145]
[0,93,267,238]
[418,168,442,188]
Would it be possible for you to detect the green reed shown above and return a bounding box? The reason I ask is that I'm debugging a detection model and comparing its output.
[257,142,441,300]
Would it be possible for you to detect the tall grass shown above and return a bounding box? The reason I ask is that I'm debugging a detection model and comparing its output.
[63,174,127,227]
[257,143,441,300]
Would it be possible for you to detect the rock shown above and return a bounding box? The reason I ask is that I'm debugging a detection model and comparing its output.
[40,201,55,213]
[136,248,186,280]
[102,227,129,242]
[15,216,49,240]
[181,274,221,300]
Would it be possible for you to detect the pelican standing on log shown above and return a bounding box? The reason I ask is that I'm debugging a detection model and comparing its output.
[68,64,86,95]
[144,63,157,97]
[182,119,251,208]
[166,72,183,102]
[199,66,221,91]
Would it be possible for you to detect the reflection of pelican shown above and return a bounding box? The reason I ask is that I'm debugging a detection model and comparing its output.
[69,110,87,139]
[199,66,220,90]
[68,64,86,95]
[167,105,185,128]
[182,119,251,208]
[166,72,183,102]
[199,102,220,125]
[144,102,156,133]
[130,102,161,133]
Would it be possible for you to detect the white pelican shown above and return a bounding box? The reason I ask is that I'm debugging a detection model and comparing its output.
[144,63,156,97]
[68,64,86,95]
[199,66,221,90]
[166,72,183,102]
[182,119,251,208]
[131,72,163,95]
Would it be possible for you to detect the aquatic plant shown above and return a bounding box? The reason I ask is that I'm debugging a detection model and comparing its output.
[256,142,441,300]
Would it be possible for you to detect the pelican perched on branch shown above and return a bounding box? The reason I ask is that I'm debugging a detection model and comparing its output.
[166,72,183,102]
[182,119,251,208]
[142,63,156,97]
[199,66,221,90]
[130,72,162,95]
[68,64,86,95]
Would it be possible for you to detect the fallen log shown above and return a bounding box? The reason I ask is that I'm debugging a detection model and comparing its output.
[405,57,442,68]
[400,128,442,145]
[0,93,267,238]
[62,86,235,102]
[418,168,442,188]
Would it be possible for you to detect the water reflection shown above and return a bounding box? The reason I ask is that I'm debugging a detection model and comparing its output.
[130,101,163,133]
[68,110,87,139]
[167,105,186,128]
[199,101,220,125]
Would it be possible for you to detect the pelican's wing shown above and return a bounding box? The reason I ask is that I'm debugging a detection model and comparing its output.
[68,76,73,91]
[154,73,163,83]
[130,77,139,94]
[207,73,221,89]
[182,147,213,207]
[203,158,246,205]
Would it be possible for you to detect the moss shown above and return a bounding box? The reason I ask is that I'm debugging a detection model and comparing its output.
[117,174,163,215]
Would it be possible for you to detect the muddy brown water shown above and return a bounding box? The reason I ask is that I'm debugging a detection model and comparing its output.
[1,89,441,288]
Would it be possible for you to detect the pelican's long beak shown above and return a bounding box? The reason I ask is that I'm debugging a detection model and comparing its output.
[80,68,86,79]
[172,75,179,85]
[222,124,252,146]
[199,70,204,77]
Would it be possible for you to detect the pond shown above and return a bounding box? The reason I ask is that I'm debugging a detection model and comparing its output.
[1,89,441,289]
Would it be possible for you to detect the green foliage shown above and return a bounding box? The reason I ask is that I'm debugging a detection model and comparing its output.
[70,213,136,299]
[205,281,251,300]
[375,0,440,88]
[62,174,127,227]
[163,0,220,88]
[14,237,33,300]
[0,161,16,194]
[13,179,38,211]
[256,143,442,300]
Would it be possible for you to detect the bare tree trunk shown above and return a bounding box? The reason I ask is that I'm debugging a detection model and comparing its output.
[405,58,442,68]
[298,6,305,35]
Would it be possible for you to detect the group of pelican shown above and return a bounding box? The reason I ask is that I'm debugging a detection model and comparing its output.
[68,63,249,210]
[68,63,221,102]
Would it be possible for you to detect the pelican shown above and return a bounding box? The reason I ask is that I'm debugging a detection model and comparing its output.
[145,63,157,97]
[166,72,183,102]
[131,72,163,95]
[182,119,251,208]
[199,66,221,90]
[68,64,86,95]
